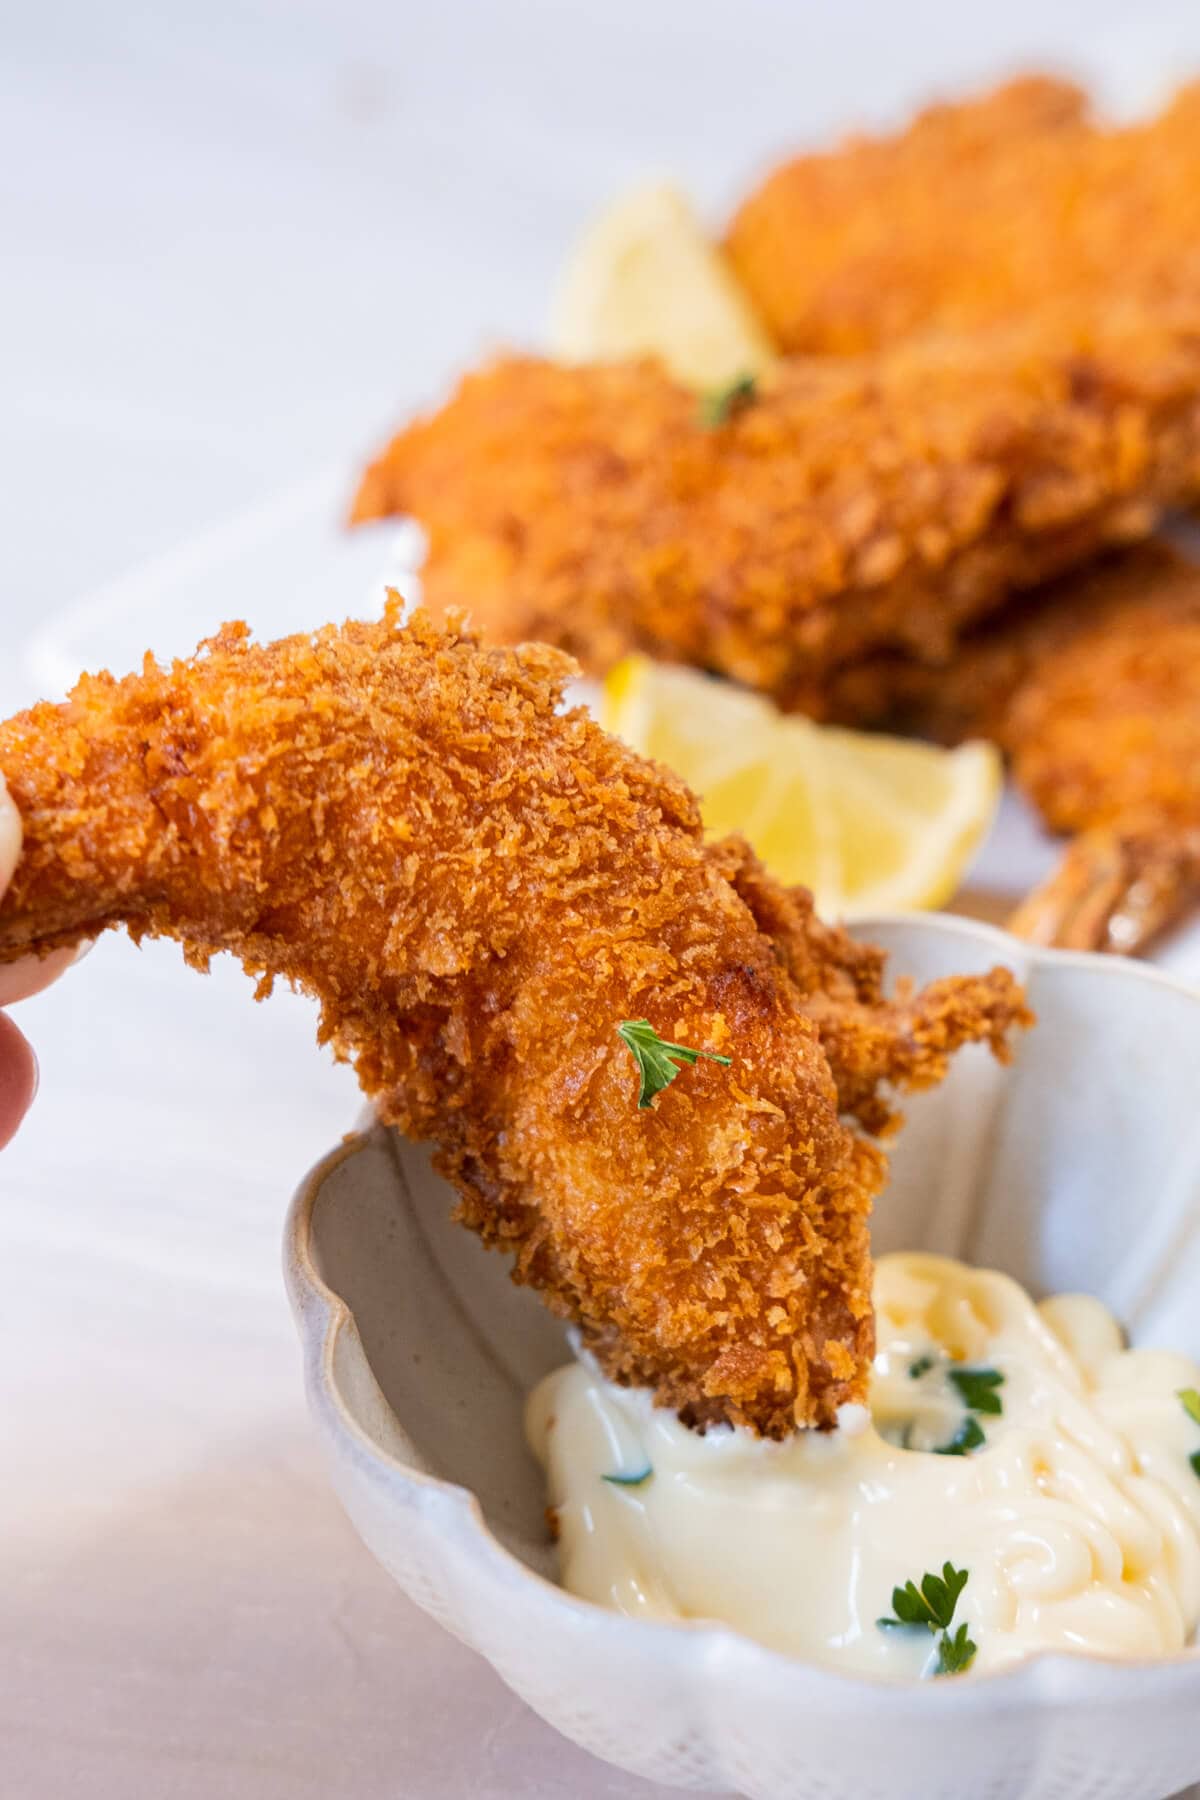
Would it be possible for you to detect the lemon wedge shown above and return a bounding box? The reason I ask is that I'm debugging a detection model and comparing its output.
[601,656,1001,918]
[549,181,776,391]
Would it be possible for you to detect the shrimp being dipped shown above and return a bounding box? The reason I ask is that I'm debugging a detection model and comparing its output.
[0,609,1028,1438]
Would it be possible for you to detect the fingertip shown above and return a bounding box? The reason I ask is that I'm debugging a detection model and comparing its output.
[0,940,89,1006]
[0,1011,37,1148]
[0,775,20,894]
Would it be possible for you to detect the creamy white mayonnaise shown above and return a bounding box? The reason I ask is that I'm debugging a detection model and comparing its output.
[527,1254,1200,1676]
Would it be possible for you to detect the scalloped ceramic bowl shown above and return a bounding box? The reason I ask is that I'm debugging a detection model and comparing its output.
[284,914,1200,1800]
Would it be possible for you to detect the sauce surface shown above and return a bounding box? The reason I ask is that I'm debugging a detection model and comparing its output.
[527,1254,1200,1675]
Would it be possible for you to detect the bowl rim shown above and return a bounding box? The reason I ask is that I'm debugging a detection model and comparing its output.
[284,911,1200,1708]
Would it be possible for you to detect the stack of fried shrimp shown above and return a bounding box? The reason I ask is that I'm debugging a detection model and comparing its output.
[351,72,1200,950]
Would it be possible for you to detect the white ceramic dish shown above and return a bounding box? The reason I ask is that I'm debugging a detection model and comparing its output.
[285,913,1200,1800]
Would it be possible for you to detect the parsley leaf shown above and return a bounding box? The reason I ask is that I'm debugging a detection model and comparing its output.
[909,1353,937,1380]
[617,1019,732,1109]
[877,1561,969,1633]
[698,374,757,428]
[1180,1391,1200,1481]
[879,1563,976,1675]
[935,1622,978,1676]
[948,1366,1005,1416]
[602,1466,653,1488]
[935,1414,986,1457]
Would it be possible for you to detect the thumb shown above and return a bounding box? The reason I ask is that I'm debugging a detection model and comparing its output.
[0,1010,37,1149]
[0,772,18,895]
[0,775,89,1004]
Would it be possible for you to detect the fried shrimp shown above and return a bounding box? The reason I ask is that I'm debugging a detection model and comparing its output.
[351,304,1200,710]
[873,541,1200,953]
[876,542,1200,829]
[725,76,1200,355]
[0,610,1028,1436]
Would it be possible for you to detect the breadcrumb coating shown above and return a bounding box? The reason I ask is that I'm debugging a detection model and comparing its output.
[877,541,1200,835]
[351,303,1200,709]
[726,76,1200,355]
[869,540,1200,953]
[0,610,1027,1436]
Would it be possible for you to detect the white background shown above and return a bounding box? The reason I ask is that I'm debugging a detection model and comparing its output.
[4,5,1200,1796]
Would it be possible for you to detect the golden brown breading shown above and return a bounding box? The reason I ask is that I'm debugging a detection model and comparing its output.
[725,76,1200,355]
[878,541,1200,835]
[0,610,1027,1437]
[351,303,1200,710]
[852,542,1200,954]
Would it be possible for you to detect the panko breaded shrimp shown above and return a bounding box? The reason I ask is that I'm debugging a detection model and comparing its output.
[874,541,1200,953]
[726,76,1200,355]
[0,610,1028,1437]
[878,541,1200,823]
[351,302,1200,711]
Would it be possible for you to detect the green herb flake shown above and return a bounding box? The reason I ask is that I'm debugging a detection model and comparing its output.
[698,374,757,428]
[935,1621,978,1676]
[1180,1391,1200,1481]
[601,1466,653,1488]
[948,1366,1005,1417]
[617,1019,732,1109]
[935,1414,987,1457]
[908,1354,937,1380]
[878,1561,969,1633]
[878,1562,975,1676]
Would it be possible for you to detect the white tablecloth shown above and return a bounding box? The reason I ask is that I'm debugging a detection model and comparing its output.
[5,5,1200,1795]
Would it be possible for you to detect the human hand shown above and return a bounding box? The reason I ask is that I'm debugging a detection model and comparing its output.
[0,777,78,1147]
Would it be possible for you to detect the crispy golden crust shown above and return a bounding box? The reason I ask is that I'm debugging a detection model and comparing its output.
[726,76,1200,355]
[351,306,1200,709]
[877,542,1200,835]
[0,610,1027,1436]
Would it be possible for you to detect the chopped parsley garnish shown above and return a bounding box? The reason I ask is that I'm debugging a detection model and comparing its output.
[601,1466,653,1488]
[617,1019,732,1109]
[935,1414,986,1457]
[935,1622,979,1675]
[903,1356,1003,1454]
[879,1561,968,1632]
[698,373,757,428]
[878,1561,976,1676]
[948,1366,1005,1416]
[1179,1389,1200,1478]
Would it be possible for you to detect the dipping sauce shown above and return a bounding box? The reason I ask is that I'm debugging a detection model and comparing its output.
[527,1254,1200,1676]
